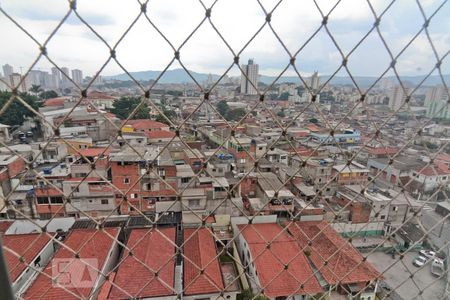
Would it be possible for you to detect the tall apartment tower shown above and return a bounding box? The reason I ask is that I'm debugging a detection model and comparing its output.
[425,85,449,120]
[240,59,259,95]
[310,71,320,91]
[388,86,409,111]
[2,64,14,79]
[72,69,83,86]
[61,67,71,88]
[51,67,61,89]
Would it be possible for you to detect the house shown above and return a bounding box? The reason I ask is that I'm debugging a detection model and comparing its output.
[287,221,380,299]
[3,233,54,296]
[123,119,170,133]
[68,147,110,178]
[236,223,322,299]
[146,130,176,143]
[22,228,120,299]
[63,178,115,218]
[332,162,369,186]
[183,228,238,300]
[108,228,177,299]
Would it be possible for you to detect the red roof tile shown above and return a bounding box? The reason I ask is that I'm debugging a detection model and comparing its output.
[76,148,110,157]
[0,220,14,233]
[44,98,65,107]
[286,221,380,285]
[365,146,398,155]
[109,228,176,299]
[124,119,169,131]
[184,228,224,295]
[238,223,322,297]
[3,233,51,282]
[416,166,450,176]
[145,130,176,139]
[23,228,119,300]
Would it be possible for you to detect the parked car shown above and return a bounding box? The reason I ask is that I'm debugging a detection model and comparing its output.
[431,258,445,277]
[413,256,428,267]
[419,250,436,259]
[26,131,33,137]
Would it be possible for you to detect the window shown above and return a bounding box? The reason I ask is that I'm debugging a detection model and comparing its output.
[392,206,398,211]
[101,199,109,205]
[381,215,386,220]
[181,177,190,184]
[50,197,63,204]
[144,183,152,190]
[130,193,138,199]
[124,178,130,184]
[239,158,246,164]
[188,199,200,208]
[158,169,165,177]
[37,197,48,204]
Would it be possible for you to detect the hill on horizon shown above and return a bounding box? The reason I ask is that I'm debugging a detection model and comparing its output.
[105,68,449,87]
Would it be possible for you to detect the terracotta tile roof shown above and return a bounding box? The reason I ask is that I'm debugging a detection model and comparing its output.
[238,223,322,297]
[145,130,176,139]
[286,221,380,285]
[0,220,14,233]
[416,166,450,176]
[109,228,176,299]
[44,98,65,107]
[365,146,398,155]
[3,233,51,282]
[76,148,110,157]
[183,228,224,295]
[23,228,119,300]
[125,119,169,131]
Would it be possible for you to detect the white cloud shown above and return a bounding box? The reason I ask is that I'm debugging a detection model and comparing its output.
[0,0,448,77]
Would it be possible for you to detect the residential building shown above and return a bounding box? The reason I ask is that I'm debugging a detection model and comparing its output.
[22,228,120,299]
[240,59,259,95]
[108,228,177,299]
[287,221,380,299]
[388,86,408,111]
[236,223,323,299]
[3,233,54,297]
[71,69,83,86]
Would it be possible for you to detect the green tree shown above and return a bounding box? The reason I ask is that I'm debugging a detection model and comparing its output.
[226,108,246,121]
[39,90,58,100]
[309,118,319,124]
[278,92,290,100]
[155,109,177,125]
[277,109,285,117]
[0,91,41,126]
[216,100,229,117]
[111,96,150,120]
[29,84,43,94]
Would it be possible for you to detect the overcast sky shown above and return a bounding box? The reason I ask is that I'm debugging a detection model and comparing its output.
[0,0,449,78]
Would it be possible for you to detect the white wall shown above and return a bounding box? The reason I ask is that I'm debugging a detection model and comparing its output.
[14,236,55,296]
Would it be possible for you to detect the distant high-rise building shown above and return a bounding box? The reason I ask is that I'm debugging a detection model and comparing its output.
[388,86,409,111]
[425,85,450,120]
[2,64,14,79]
[9,73,27,92]
[308,71,320,103]
[240,59,259,95]
[61,67,71,87]
[51,67,61,89]
[72,69,83,86]
[310,71,320,91]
